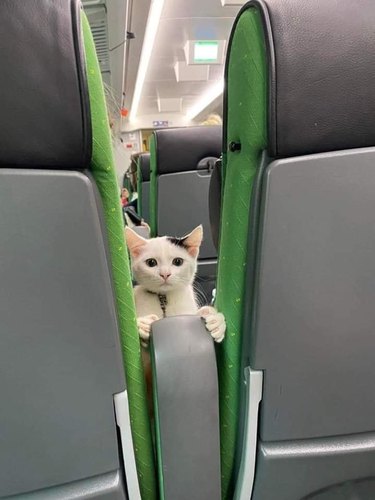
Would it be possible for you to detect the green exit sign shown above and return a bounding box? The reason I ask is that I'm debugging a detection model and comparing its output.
[194,41,219,63]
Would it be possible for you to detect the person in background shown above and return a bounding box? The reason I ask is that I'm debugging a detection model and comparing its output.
[121,187,129,207]
[128,153,140,194]
[200,113,222,126]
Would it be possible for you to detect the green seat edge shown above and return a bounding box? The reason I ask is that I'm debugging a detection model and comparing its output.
[137,157,143,218]
[215,6,268,499]
[82,13,157,500]
[149,134,158,237]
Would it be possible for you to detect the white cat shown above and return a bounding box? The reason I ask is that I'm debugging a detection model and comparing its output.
[125,225,226,346]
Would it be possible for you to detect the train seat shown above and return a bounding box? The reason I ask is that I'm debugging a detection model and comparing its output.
[137,152,151,223]
[0,2,223,500]
[0,1,156,498]
[149,126,222,301]
[216,0,375,498]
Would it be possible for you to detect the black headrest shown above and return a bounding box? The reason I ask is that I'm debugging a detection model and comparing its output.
[242,0,375,157]
[153,126,222,175]
[138,153,151,182]
[0,0,91,169]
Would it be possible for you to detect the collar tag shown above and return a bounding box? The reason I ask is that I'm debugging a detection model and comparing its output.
[147,290,168,318]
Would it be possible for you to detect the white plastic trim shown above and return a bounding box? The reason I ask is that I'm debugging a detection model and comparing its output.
[114,391,141,500]
[234,367,263,500]
[221,0,247,5]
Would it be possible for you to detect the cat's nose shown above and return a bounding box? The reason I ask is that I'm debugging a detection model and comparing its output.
[159,271,171,280]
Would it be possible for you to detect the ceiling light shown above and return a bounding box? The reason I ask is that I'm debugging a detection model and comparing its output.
[129,0,165,122]
[186,79,224,120]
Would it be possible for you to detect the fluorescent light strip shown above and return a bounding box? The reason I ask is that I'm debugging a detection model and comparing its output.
[186,79,224,120]
[129,0,165,122]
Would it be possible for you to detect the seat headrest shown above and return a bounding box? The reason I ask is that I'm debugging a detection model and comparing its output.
[0,0,91,169]
[243,0,375,157]
[138,153,151,182]
[153,126,222,175]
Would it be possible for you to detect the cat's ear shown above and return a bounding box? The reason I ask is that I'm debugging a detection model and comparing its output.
[183,225,203,257]
[125,227,148,257]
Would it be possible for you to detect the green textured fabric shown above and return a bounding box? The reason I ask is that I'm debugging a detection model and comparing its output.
[215,7,268,499]
[82,14,157,500]
[149,135,158,236]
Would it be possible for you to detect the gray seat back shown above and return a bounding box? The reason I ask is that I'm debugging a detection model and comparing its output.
[0,1,127,498]
[229,1,375,499]
[250,149,375,500]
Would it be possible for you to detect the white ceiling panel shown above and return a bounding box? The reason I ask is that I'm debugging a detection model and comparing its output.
[146,58,175,82]
[174,62,209,83]
[151,17,235,59]
[123,0,241,129]
[142,80,212,98]
[209,65,225,81]
[163,0,239,19]
[157,97,182,112]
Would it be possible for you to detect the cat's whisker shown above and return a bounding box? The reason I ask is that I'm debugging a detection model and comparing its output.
[192,282,208,308]
[125,225,226,418]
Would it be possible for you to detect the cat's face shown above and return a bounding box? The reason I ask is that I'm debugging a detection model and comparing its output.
[125,226,203,293]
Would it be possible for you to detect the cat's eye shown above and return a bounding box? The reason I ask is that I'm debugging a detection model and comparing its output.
[172,257,184,266]
[146,258,158,267]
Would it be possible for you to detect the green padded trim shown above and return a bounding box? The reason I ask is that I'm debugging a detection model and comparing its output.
[216,7,268,499]
[82,14,157,500]
[136,158,143,218]
[149,135,158,236]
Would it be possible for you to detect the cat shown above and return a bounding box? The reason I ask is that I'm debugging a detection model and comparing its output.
[125,225,226,405]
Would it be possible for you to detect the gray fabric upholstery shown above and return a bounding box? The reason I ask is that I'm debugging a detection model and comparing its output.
[151,316,221,500]
[0,170,126,498]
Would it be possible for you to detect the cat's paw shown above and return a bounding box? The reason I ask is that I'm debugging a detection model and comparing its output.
[137,314,159,347]
[197,306,226,343]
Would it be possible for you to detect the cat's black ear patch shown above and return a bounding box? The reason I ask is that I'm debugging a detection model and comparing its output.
[167,236,188,249]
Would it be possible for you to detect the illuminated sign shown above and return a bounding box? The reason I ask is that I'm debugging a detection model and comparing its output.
[153,120,169,128]
[194,41,219,63]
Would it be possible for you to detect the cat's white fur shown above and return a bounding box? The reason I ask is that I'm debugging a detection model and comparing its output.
[125,225,226,345]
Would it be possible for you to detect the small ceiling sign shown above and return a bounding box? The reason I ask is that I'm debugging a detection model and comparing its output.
[153,120,169,128]
[184,40,226,65]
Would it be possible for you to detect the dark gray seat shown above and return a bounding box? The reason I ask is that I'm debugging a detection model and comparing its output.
[221,1,375,499]
[137,152,151,223]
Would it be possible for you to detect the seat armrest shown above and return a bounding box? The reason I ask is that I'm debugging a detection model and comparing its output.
[151,315,221,500]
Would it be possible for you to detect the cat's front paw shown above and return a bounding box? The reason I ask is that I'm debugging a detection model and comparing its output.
[137,314,159,347]
[197,306,226,343]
